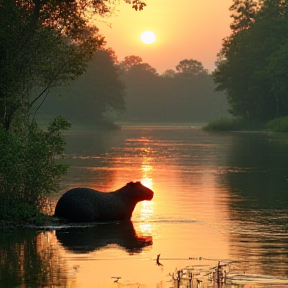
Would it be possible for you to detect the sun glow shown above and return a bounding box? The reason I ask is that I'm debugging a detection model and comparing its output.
[141,177,153,190]
[140,31,156,44]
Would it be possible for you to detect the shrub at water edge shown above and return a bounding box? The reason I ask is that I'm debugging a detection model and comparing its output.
[266,117,288,132]
[0,117,70,225]
[203,117,264,132]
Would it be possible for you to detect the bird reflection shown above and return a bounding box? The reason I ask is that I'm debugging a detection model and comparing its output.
[56,220,152,254]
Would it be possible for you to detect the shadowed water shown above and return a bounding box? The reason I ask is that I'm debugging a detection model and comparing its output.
[1,126,288,288]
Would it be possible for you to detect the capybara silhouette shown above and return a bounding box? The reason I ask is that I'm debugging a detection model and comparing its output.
[54,181,154,222]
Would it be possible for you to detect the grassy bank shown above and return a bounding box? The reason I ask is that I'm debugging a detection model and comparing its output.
[203,117,265,132]
[203,116,288,133]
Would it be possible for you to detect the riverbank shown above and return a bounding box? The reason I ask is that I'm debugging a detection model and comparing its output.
[203,116,288,132]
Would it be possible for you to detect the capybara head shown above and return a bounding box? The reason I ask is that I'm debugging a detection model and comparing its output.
[125,181,154,201]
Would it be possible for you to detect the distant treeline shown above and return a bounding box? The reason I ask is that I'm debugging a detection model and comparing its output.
[39,0,288,130]
[118,57,228,123]
[39,51,229,127]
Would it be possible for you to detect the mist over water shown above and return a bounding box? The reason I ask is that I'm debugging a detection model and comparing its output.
[1,126,288,288]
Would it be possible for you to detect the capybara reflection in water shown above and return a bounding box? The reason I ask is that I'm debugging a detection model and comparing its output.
[54,181,154,222]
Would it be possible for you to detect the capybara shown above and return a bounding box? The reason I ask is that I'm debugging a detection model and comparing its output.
[54,181,154,222]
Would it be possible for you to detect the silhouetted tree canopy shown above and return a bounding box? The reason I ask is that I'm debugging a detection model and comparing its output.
[119,56,143,72]
[162,69,176,78]
[213,0,288,121]
[39,52,229,126]
[175,59,208,77]
[118,56,228,123]
[0,0,146,131]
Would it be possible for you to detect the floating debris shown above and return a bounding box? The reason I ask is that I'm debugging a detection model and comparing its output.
[112,276,121,283]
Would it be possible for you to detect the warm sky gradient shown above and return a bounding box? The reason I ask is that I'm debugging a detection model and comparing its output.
[96,0,232,74]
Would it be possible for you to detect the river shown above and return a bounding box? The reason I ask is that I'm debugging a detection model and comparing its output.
[1,126,288,288]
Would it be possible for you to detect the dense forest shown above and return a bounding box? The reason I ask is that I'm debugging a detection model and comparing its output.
[213,0,288,122]
[39,52,229,127]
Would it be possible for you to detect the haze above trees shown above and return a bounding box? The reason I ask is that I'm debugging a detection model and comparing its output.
[40,52,229,127]
[117,56,228,124]
[40,0,288,128]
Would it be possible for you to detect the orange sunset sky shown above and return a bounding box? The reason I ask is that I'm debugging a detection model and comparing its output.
[96,0,232,74]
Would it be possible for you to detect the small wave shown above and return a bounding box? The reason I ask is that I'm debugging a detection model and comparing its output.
[227,273,288,285]
[28,219,197,230]
[134,218,197,224]
[26,221,122,230]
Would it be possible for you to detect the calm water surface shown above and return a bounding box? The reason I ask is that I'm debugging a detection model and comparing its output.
[1,126,288,288]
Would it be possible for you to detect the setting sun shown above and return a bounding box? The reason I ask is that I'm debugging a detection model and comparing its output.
[140,31,156,44]
[96,1,231,73]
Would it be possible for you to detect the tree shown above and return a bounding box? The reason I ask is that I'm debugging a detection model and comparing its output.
[124,0,147,11]
[263,40,288,117]
[230,0,260,32]
[0,0,147,131]
[162,69,176,78]
[39,49,125,127]
[0,0,147,224]
[0,0,105,131]
[218,0,260,64]
[118,56,228,123]
[175,59,208,76]
[213,0,288,121]
[127,63,158,78]
[119,55,143,72]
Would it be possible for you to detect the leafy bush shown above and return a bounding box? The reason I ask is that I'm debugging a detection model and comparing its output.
[0,117,70,224]
[203,117,264,132]
[266,117,288,132]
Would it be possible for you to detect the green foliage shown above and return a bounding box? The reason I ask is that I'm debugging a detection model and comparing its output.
[0,117,70,224]
[229,0,259,32]
[266,117,288,133]
[213,0,288,121]
[0,0,106,131]
[203,117,264,132]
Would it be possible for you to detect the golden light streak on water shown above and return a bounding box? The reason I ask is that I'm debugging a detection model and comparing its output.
[4,128,288,288]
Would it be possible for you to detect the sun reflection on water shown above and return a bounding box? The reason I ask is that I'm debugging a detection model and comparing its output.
[138,199,153,219]
[135,160,155,235]
[137,180,154,235]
